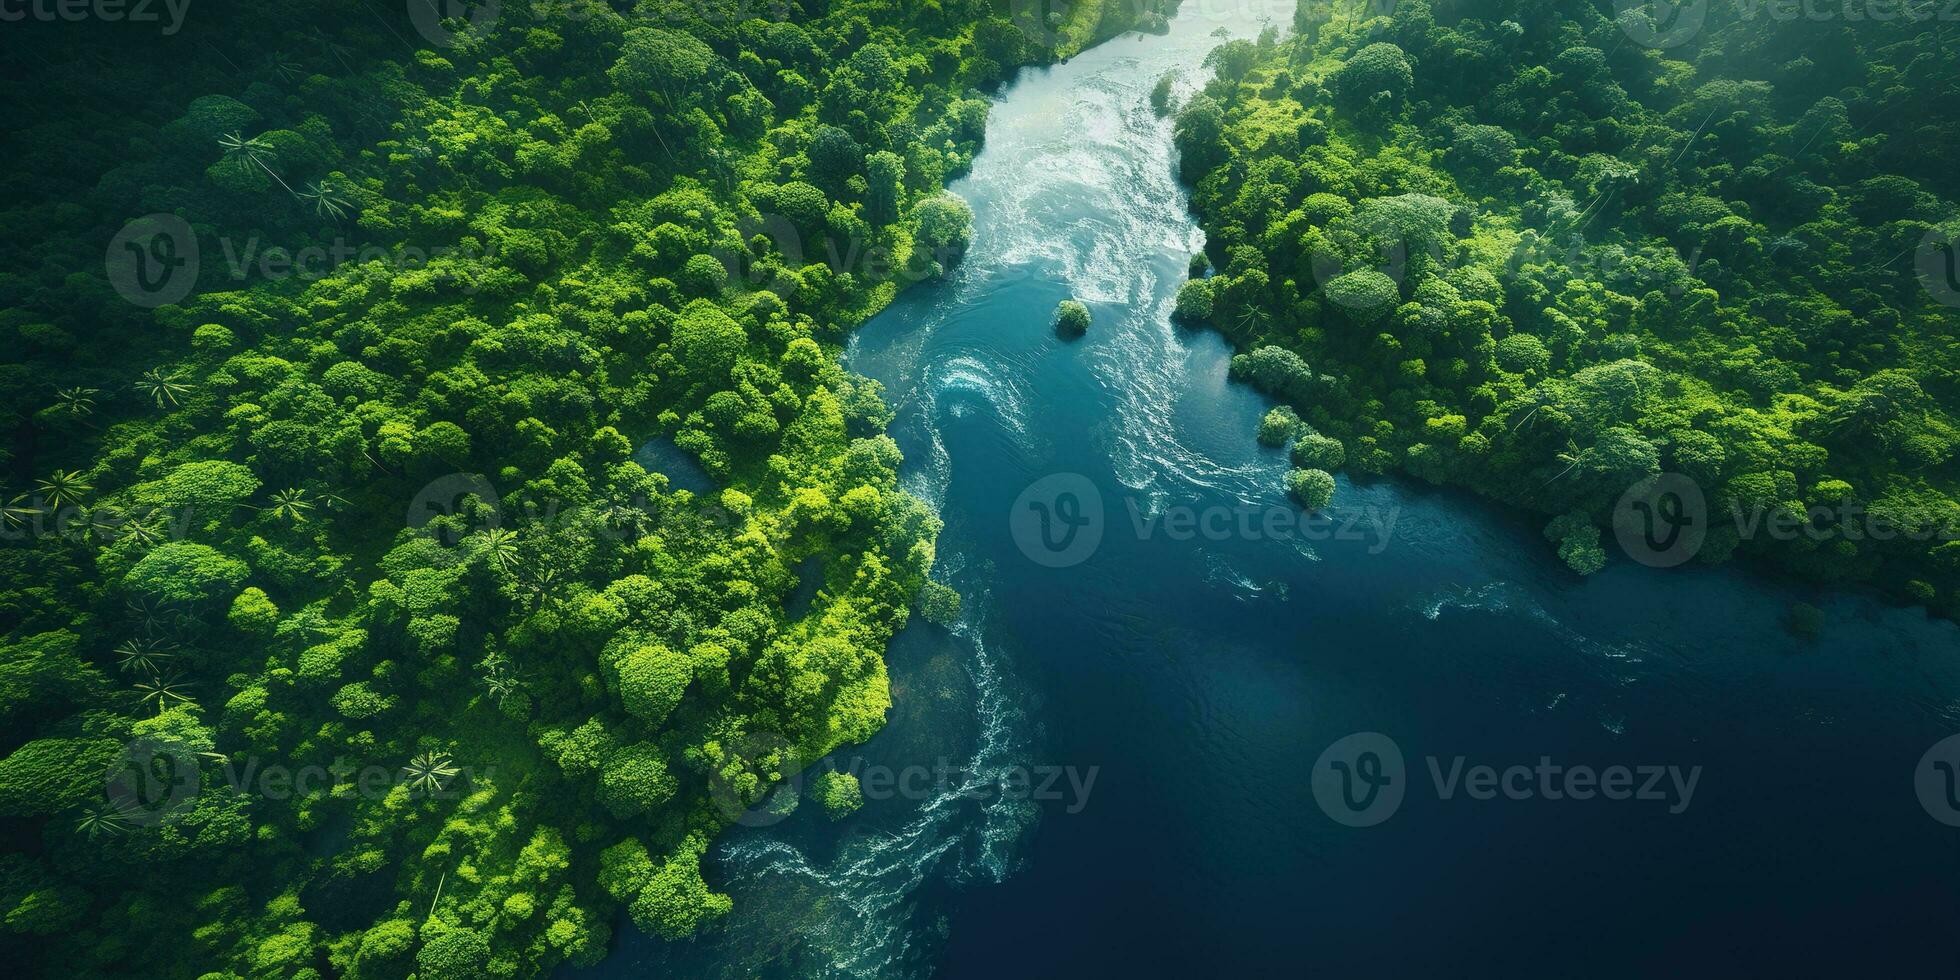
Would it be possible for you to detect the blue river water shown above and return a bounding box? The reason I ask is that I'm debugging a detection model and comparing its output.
[588,4,1960,975]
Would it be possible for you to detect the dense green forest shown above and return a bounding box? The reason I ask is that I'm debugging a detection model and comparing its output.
[1174,0,1960,615]
[0,1,1180,976]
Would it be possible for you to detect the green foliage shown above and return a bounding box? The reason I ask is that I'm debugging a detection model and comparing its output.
[918,581,962,625]
[125,543,249,604]
[1286,469,1337,511]
[597,743,677,819]
[1173,279,1214,323]
[0,3,1056,976]
[616,645,690,727]
[1786,602,1827,639]
[416,927,491,980]
[1545,512,1607,576]
[1054,299,1091,338]
[627,836,731,940]
[912,192,975,271]
[1291,433,1346,472]
[1330,42,1413,108]
[1258,407,1302,448]
[1181,4,1960,613]
[0,738,121,818]
[809,770,864,820]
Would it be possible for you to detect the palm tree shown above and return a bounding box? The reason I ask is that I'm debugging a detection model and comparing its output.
[402,751,460,794]
[299,180,351,220]
[483,669,519,700]
[1232,305,1271,334]
[2,494,43,529]
[134,673,196,716]
[266,52,303,83]
[216,132,297,195]
[1545,440,1590,485]
[521,565,561,610]
[135,368,192,408]
[35,470,91,508]
[127,597,171,636]
[301,26,354,75]
[478,527,520,572]
[54,387,99,418]
[75,800,141,839]
[265,488,315,523]
[118,511,169,546]
[115,639,177,675]
[217,131,273,171]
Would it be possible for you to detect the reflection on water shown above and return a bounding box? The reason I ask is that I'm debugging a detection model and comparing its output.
[587,3,1960,976]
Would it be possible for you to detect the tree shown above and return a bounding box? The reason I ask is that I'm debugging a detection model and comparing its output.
[865,150,905,225]
[1291,433,1346,471]
[0,738,122,817]
[809,771,863,819]
[918,581,961,625]
[611,28,718,112]
[911,192,973,273]
[1287,469,1337,510]
[1545,511,1607,575]
[1054,300,1090,338]
[1204,40,1259,84]
[1329,43,1413,107]
[629,836,732,939]
[669,300,748,382]
[598,743,677,818]
[1231,346,1315,402]
[808,126,862,192]
[1259,407,1301,447]
[126,543,249,604]
[617,644,690,726]
[1173,279,1213,323]
[1172,95,1227,176]
[1324,269,1400,317]
[417,928,491,980]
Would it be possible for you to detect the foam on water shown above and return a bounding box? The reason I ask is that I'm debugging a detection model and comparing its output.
[703,582,1034,978]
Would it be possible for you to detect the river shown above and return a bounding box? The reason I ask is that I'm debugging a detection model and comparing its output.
[588,4,1960,975]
